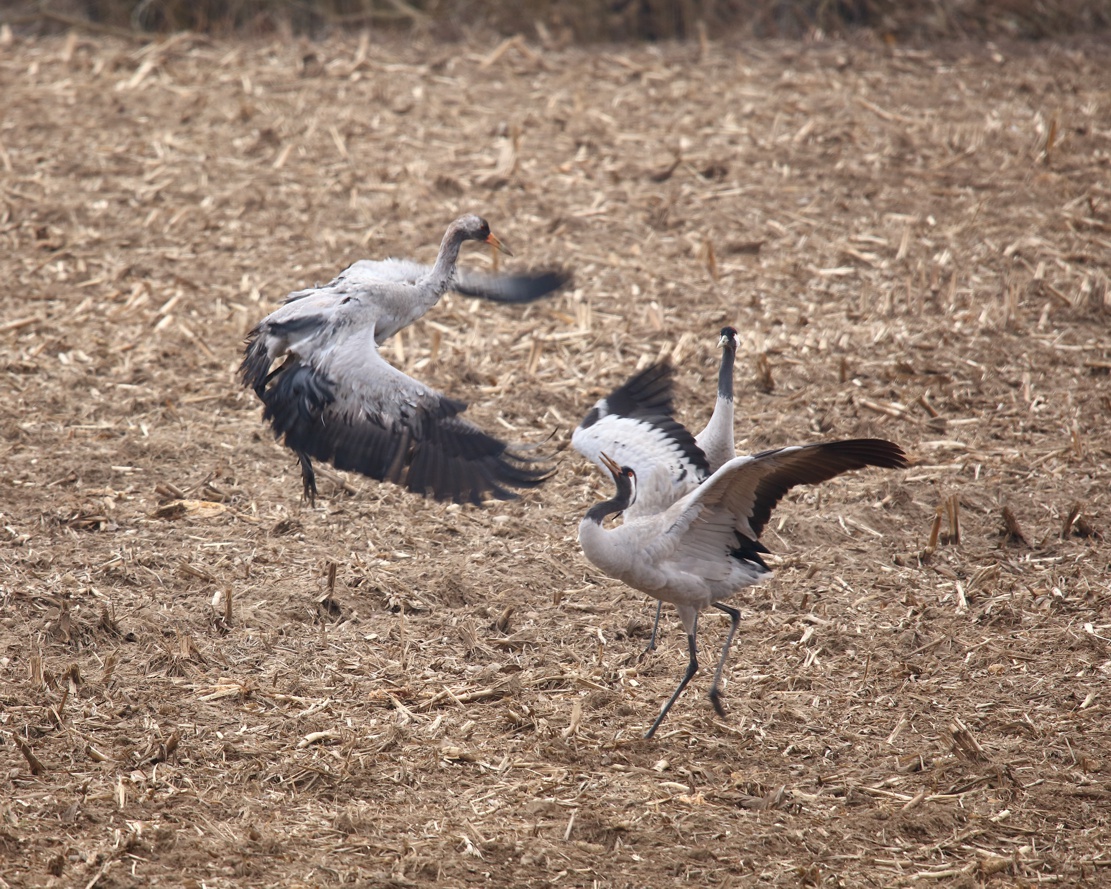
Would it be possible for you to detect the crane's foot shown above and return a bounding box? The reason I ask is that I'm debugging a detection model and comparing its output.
[708,686,727,718]
[298,452,318,508]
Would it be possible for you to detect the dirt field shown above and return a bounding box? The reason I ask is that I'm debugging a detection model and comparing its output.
[2,25,1110,888]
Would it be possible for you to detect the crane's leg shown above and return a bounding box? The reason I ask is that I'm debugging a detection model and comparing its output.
[641,600,664,656]
[707,603,741,717]
[645,624,699,739]
[297,451,318,507]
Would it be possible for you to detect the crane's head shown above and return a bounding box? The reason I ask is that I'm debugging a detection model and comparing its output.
[599,451,637,510]
[719,326,739,351]
[453,214,513,256]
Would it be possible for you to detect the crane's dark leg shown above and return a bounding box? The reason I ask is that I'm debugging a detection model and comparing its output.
[642,600,664,655]
[645,624,699,739]
[297,451,318,507]
[707,603,741,717]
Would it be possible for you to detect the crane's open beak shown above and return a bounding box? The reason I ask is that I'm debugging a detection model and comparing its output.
[599,451,622,479]
[485,232,513,257]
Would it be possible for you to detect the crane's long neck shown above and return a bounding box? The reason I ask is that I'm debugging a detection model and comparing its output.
[579,470,633,548]
[373,224,470,345]
[697,339,737,472]
[717,341,736,405]
[578,494,627,574]
[583,489,629,527]
[579,466,639,581]
[420,223,468,298]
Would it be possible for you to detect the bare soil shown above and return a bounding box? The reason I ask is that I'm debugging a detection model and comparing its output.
[2,27,1110,888]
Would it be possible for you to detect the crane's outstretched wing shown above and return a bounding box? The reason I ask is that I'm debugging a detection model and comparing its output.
[683,439,909,543]
[641,439,907,578]
[572,362,709,517]
[326,259,570,304]
[250,261,567,386]
[255,326,553,505]
[453,267,570,303]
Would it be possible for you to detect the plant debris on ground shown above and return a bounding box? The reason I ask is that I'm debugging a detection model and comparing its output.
[1,28,1110,888]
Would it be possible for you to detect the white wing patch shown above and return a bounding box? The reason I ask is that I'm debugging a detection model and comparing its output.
[572,410,706,518]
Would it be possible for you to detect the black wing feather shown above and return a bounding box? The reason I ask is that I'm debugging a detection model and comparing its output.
[600,361,677,420]
[239,328,273,395]
[592,362,710,479]
[454,269,571,304]
[747,439,909,537]
[258,361,551,504]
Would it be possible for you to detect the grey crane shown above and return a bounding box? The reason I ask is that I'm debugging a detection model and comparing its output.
[240,214,562,506]
[574,361,908,737]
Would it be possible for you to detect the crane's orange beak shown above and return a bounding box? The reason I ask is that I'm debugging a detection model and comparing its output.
[485,232,513,257]
[599,451,622,478]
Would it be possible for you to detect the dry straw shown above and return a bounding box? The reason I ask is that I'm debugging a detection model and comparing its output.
[1,20,1109,889]
[17,0,1111,39]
